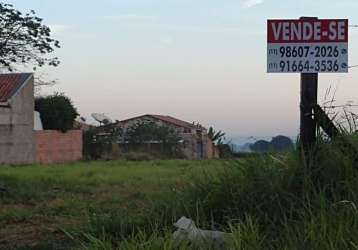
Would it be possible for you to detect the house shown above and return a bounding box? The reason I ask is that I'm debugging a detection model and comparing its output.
[118,114,219,160]
[0,73,83,165]
[0,73,36,164]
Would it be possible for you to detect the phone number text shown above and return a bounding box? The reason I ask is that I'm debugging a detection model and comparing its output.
[278,60,344,72]
[268,45,347,58]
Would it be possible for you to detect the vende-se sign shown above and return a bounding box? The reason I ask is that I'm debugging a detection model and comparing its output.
[267,19,348,73]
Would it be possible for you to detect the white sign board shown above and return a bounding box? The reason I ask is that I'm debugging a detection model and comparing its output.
[267,19,348,73]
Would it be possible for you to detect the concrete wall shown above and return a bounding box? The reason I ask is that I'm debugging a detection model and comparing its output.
[181,133,216,160]
[35,130,82,164]
[0,76,35,165]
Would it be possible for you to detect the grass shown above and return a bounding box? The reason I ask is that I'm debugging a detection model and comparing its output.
[0,160,225,249]
[2,135,358,249]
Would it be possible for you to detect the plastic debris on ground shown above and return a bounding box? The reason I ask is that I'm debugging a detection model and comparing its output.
[172,216,230,249]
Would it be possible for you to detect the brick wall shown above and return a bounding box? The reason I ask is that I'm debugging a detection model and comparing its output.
[35,130,82,164]
[207,138,220,159]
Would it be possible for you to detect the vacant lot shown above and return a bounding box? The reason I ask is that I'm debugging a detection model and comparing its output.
[2,141,358,250]
[0,160,225,249]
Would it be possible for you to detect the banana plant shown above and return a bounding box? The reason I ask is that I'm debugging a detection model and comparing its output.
[208,127,226,145]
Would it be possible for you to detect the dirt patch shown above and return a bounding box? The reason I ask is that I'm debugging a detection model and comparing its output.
[0,203,33,211]
[0,222,43,247]
[0,217,81,249]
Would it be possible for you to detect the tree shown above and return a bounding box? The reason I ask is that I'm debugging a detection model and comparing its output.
[34,72,57,94]
[271,135,294,152]
[83,124,122,160]
[250,140,270,153]
[250,136,294,153]
[126,122,180,145]
[125,122,182,157]
[35,93,78,132]
[207,126,234,158]
[208,126,225,145]
[0,3,60,71]
[35,73,56,87]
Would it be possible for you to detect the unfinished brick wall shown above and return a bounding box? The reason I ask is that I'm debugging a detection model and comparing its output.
[35,130,82,164]
[207,138,220,159]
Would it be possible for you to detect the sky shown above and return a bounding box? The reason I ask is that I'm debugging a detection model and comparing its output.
[8,0,358,142]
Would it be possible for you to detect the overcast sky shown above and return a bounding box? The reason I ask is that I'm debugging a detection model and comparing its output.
[9,0,358,140]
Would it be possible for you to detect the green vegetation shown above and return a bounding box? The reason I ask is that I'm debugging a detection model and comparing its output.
[0,2,60,71]
[83,125,122,160]
[0,160,224,249]
[207,127,225,145]
[1,135,358,249]
[208,126,234,158]
[250,135,294,153]
[125,122,180,146]
[35,93,79,132]
[125,121,182,158]
[83,121,183,160]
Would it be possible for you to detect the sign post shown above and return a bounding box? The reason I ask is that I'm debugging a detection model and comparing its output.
[300,72,318,160]
[267,18,349,165]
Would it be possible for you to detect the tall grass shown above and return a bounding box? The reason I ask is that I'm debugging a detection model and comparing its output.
[78,134,358,249]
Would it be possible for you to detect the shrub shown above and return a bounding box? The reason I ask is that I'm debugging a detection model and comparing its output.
[217,143,234,158]
[125,121,182,158]
[83,125,122,160]
[35,93,78,132]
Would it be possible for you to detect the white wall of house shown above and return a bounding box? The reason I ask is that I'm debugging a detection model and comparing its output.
[0,76,36,165]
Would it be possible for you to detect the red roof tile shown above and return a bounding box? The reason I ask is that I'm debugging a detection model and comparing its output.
[0,73,32,102]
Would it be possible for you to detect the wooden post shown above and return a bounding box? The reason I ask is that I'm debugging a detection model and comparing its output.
[300,73,318,165]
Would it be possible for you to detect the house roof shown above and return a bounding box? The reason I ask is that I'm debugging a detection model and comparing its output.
[120,114,205,130]
[0,73,32,102]
[149,115,198,129]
